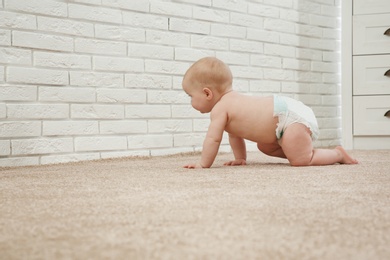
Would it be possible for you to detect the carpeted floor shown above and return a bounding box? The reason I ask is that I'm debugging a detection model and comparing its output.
[1,150,390,260]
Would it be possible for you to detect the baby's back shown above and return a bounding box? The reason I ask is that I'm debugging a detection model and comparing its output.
[221,93,278,144]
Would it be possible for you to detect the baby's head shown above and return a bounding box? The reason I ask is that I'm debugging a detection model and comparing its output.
[182,57,233,94]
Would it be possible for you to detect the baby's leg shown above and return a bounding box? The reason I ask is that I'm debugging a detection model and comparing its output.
[279,123,358,166]
[257,142,286,159]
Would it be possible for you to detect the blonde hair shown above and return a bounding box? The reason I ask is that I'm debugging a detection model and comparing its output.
[183,57,233,94]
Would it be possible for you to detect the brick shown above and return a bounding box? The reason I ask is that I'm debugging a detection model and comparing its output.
[175,48,215,62]
[323,28,339,40]
[171,0,211,6]
[310,83,338,95]
[191,35,229,50]
[193,7,229,23]
[100,120,147,134]
[230,12,264,29]
[128,43,173,59]
[171,105,206,118]
[294,1,321,15]
[69,4,122,24]
[280,34,310,48]
[0,103,5,118]
[70,71,123,88]
[96,89,146,103]
[5,0,67,17]
[264,19,295,34]
[250,80,281,92]
[173,133,205,147]
[0,11,36,29]
[322,73,339,84]
[93,56,144,73]
[310,38,339,51]
[0,157,39,167]
[264,43,295,58]
[247,28,279,43]
[282,58,311,71]
[128,134,173,149]
[147,30,190,47]
[101,0,149,12]
[34,51,91,69]
[0,85,37,101]
[230,65,264,79]
[147,90,188,104]
[264,0,293,8]
[79,136,123,152]
[280,9,310,24]
[264,68,294,81]
[7,67,68,85]
[39,86,95,103]
[0,47,32,65]
[312,61,338,73]
[95,24,145,42]
[75,38,126,55]
[251,54,282,68]
[123,11,168,30]
[43,121,98,136]
[296,24,323,38]
[0,140,10,156]
[281,82,311,93]
[211,24,246,38]
[310,14,337,28]
[148,119,192,133]
[12,138,73,155]
[0,29,11,46]
[295,71,322,83]
[0,65,3,81]
[169,18,210,35]
[71,104,124,119]
[125,105,171,119]
[150,2,192,17]
[193,119,210,132]
[216,52,249,66]
[212,0,247,13]
[12,31,73,52]
[296,48,322,61]
[145,60,189,75]
[37,16,94,37]
[248,3,279,18]
[7,104,69,119]
[125,74,172,89]
[230,39,263,54]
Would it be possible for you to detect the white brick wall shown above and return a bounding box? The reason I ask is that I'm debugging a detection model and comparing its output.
[0,0,342,167]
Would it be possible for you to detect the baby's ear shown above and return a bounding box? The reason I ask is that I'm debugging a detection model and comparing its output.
[203,88,213,100]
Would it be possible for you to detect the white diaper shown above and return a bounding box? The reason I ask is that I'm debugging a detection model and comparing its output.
[273,95,319,141]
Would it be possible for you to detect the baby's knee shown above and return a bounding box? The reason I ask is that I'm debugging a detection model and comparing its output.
[289,154,313,167]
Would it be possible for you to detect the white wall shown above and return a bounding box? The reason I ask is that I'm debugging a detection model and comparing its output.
[0,0,341,167]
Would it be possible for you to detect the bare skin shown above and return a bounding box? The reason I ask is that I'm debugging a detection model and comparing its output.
[182,57,358,168]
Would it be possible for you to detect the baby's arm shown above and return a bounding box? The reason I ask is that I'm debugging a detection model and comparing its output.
[183,109,227,169]
[223,133,247,166]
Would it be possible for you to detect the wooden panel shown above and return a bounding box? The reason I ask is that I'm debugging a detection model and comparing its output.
[353,55,390,95]
[353,96,390,135]
[354,0,390,15]
[353,14,390,55]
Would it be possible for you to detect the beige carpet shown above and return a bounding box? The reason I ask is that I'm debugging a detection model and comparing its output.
[1,150,390,260]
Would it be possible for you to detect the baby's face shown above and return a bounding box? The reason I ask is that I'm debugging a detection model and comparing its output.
[182,81,212,114]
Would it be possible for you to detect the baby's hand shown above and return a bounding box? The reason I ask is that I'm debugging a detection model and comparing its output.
[223,159,246,166]
[183,163,203,169]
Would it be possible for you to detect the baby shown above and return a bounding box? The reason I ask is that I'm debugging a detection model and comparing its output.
[182,57,358,168]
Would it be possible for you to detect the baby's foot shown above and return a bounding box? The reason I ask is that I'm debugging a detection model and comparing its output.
[335,146,358,164]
